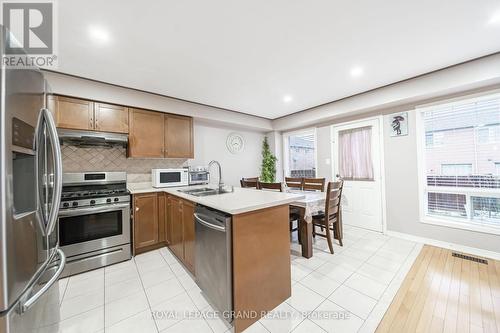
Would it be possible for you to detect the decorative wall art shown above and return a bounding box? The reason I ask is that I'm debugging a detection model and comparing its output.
[389,111,408,137]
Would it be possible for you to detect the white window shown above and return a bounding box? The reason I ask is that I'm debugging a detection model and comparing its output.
[477,125,500,144]
[441,164,472,176]
[426,132,444,147]
[283,129,317,178]
[417,93,500,234]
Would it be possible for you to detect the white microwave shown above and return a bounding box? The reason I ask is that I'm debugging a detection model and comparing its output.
[151,168,189,188]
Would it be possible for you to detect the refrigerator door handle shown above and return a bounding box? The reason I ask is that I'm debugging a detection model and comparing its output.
[42,108,63,235]
[35,109,48,229]
[18,248,66,314]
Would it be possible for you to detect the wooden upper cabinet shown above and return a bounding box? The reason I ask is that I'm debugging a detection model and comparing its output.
[94,103,129,133]
[48,95,194,159]
[164,115,194,158]
[128,108,164,158]
[182,199,195,274]
[133,193,159,250]
[50,96,94,131]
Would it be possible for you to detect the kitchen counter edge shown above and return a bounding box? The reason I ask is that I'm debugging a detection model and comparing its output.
[127,183,305,215]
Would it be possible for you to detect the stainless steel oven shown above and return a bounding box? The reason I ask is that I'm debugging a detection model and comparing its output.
[58,172,131,277]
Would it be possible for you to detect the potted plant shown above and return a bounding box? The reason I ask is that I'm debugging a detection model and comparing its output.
[260,137,277,183]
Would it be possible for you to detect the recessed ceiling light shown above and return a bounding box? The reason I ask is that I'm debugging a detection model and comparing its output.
[489,10,500,25]
[283,95,293,103]
[88,26,110,44]
[350,66,364,78]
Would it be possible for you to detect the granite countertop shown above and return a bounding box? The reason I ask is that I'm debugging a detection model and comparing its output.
[127,182,305,215]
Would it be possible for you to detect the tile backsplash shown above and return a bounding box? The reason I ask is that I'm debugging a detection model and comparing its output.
[61,145,188,183]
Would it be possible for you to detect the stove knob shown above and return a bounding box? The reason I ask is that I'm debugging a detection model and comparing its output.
[114,198,119,202]
[90,200,96,205]
[63,202,69,208]
[72,202,78,207]
[106,198,112,203]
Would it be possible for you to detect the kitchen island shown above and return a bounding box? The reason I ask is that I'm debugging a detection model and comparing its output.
[128,183,304,332]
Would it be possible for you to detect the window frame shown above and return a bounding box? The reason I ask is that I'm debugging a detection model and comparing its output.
[440,163,473,176]
[283,128,318,179]
[416,92,500,236]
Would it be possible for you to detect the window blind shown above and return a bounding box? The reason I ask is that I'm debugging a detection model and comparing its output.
[420,93,500,227]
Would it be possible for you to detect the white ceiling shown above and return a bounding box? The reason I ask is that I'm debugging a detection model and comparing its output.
[54,0,500,119]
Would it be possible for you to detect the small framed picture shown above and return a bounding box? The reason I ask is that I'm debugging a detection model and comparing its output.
[389,111,408,137]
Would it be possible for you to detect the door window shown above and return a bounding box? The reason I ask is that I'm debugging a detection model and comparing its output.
[338,126,374,180]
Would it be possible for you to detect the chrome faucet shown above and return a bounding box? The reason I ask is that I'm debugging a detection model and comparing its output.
[208,160,224,191]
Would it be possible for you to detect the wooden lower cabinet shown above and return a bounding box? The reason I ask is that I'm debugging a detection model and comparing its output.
[133,192,170,254]
[169,197,184,260]
[182,200,195,273]
[133,193,159,250]
[158,192,167,244]
[132,192,195,274]
[168,195,195,274]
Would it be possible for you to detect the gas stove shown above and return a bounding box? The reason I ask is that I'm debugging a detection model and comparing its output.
[60,172,130,209]
[58,171,132,277]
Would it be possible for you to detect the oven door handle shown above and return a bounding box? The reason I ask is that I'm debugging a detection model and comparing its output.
[58,203,130,217]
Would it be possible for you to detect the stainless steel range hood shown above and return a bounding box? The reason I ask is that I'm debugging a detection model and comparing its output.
[57,129,128,148]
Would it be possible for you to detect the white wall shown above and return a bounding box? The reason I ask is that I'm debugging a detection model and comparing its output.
[191,120,264,187]
[266,131,283,181]
[315,126,333,183]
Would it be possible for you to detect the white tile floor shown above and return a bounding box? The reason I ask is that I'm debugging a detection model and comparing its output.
[42,225,422,333]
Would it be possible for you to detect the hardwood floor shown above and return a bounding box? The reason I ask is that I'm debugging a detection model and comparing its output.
[376,245,500,333]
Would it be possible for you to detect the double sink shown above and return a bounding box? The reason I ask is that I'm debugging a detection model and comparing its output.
[178,186,233,197]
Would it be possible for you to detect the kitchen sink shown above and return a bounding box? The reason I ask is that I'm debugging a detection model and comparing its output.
[178,187,233,197]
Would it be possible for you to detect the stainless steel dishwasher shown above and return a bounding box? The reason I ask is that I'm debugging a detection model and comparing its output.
[194,204,233,322]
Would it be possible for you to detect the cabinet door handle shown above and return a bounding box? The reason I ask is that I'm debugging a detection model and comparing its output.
[135,207,140,212]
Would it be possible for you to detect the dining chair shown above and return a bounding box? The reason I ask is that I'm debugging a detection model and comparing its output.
[285,177,303,190]
[302,178,326,192]
[311,180,344,254]
[285,177,303,240]
[240,180,258,188]
[240,177,259,188]
[257,182,283,192]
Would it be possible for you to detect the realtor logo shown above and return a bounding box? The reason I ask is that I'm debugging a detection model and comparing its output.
[3,2,52,54]
[1,1,57,67]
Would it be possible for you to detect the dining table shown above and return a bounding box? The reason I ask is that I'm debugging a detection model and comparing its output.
[288,190,332,258]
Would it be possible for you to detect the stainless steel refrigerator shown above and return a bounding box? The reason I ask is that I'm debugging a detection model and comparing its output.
[0,26,66,332]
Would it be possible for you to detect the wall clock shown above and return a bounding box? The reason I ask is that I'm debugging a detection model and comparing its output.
[226,133,245,154]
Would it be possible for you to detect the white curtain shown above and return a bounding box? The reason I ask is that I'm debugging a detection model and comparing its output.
[338,126,374,180]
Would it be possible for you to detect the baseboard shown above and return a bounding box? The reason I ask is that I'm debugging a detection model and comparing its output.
[386,230,500,261]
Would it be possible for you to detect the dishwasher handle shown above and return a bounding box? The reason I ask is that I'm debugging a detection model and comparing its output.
[194,213,226,232]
